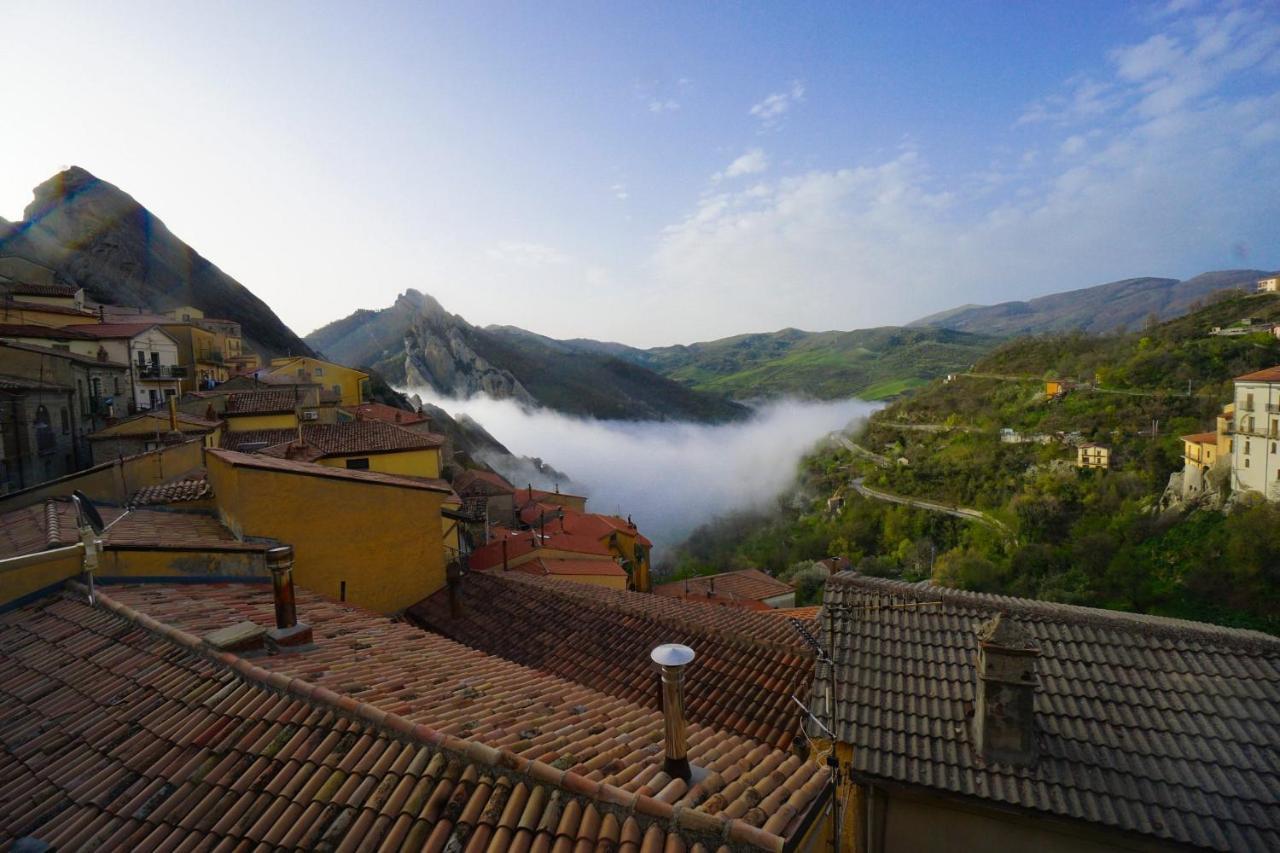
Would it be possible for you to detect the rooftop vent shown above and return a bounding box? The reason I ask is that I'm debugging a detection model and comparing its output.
[973,613,1039,767]
[266,545,312,649]
[651,643,696,781]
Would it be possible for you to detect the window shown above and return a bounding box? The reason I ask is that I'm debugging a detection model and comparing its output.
[60,407,69,434]
[345,458,370,470]
[78,380,88,415]
[1246,392,1255,411]
[1245,458,1251,468]
[332,384,341,397]
[314,367,324,376]
[34,405,54,454]
[113,377,121,395]
[1245,440,1251,454]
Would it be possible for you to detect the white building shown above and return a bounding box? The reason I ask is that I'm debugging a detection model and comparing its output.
[1257,275,1279,294]
[77,323,185,412]
[1229,366,1280,500]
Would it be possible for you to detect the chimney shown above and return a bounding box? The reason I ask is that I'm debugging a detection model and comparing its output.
[265,545,312,648]
[651,643,696,781]
[973,613,1039,767]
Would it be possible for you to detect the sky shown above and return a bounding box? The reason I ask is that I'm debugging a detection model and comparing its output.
[1,0,1278,347]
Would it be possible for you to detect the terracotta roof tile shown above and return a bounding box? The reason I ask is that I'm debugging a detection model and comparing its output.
[816,573,1280,852]
[0,323,95,340]
[408,571,816,751]
[224,389,306,415]
[129,474,213,507]
[1181,431,1220,444]
[291,421,444,455]
[205,447,452,493]
[0,299,95,317]
[2,280,79,297]
[101,581,826,843]
[1234,365,1280,382]
[349,402,431,426]
[0,589,765,850]
[74,322,171,339]
[653,570,793,606]
[452,469,515,496]
[218,428,296,451]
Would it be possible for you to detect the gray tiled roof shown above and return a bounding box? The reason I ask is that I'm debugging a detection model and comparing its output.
[815,574,1280,852]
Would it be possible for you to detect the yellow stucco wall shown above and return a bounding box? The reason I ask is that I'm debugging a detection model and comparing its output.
[0,440,204,514]
[0,549,82,609]
[317,447,441,478]
[206,453,446,613]
[97,548,267,580]
[224,412,299,432]
[267,357,367,407]
[0,305,98,326]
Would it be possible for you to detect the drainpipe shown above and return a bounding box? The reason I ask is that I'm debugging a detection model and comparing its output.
[651,643,696,781]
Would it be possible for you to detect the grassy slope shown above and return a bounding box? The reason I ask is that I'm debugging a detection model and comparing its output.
[640,327,998,401]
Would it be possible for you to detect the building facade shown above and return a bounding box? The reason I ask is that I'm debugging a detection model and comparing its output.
[1229,366,1280,500]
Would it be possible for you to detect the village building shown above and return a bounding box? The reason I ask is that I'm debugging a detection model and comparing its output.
[653,567,796,610]
[343,400,433,432]
[0,374,79,492]
[1179,403,1235,501]
[1075,442,1110,469]
[466,524,633,589]
[453,468,517,522]
[1257,274,1279,293]
[255,420,446,478]
[89,409,223,461]
[0,278,84,311]
[808,573,1280,853]
[258,355,368,407]
[1229,365,1280,500]
[219,387,321,432]
[72,323,186,411]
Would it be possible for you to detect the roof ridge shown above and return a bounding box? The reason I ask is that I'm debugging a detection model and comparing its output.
[829,572,1280,650]
[80,582,788,851]
[499,573,813,656]
[44,499,61,549]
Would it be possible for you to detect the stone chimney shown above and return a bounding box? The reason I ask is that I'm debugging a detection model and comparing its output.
[651,643,696,781]
[266,545,312,649]
[973,613,1039,766]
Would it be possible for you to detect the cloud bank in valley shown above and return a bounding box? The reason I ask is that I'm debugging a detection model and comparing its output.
[412,390,878,553]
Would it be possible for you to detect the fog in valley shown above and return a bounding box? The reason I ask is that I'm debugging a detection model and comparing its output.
[408,389,879,553]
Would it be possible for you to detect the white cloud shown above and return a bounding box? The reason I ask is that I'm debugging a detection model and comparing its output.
[749,81,805,127]
[485,241,571,267]
[1059,134,1088,156]
[714,148,769,181]
[648,98,680,113]
[610,183,629,200]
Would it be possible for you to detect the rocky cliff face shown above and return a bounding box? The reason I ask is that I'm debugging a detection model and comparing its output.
[0,167,312,358]
[396,291,536,405]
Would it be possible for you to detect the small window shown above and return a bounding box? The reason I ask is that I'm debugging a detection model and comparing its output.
[1245,458,1251,468]
[345,458,370,470]
[297,368,306,378]
[60,407,70,434]
[332,384,341,396]
[314,367,324,376]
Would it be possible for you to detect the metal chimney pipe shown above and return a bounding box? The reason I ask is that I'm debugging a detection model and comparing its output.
[651,643,696,781]
[266,545,297,630]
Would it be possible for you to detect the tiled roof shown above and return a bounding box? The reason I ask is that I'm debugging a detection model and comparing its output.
[74,322,171,339]
[816,574,1280,852]
[514,486,586,505]
[1235,365,1280,382]
[654,570,793,604]
[0,499,259,559]
[224,389,306,415]
[102,581,827,845]
[129,474,213,507]
[549,511,654,548]
[0,590,748,852]
[0,339,128,368]
[519,556,630,579]
[764,606,822,621]
[89,410,221,439]
[219,428,297,451]
[350,402,431,426]
[1181,431,1220,444]
[291,421,444,455]
[206,447,452,494]
[0,323,94,340]
[0,299,94,317]
[453,469,515,495]
[408,571,816,751]
[1,280,79,297]
[467,528,613,570]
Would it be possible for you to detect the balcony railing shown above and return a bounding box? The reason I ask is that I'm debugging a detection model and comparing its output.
[136,364,187,379]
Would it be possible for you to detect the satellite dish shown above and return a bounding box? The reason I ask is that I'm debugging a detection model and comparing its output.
[71,490,105,535]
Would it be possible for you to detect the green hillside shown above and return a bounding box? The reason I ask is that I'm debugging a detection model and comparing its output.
[666,291,1280,633]
[637,326,998,401]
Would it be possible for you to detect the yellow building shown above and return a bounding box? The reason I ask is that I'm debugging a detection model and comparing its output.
[265,356,368,407]
[1076,443,1110,469]
[162,323,231,388]
[1045,380,1063,399]
[0,300,99,327]
[89,410,222,461]
[205,447,450,613]
[255,421,445,478]
[1258,275,1279,294]
[221,388,312,432]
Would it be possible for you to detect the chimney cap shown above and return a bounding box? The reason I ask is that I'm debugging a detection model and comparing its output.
[651,643,695,667]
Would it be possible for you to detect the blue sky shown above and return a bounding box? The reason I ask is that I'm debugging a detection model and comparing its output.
[1,1,1277,346]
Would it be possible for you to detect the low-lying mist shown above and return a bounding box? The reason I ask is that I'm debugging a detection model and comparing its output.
[408,389,879,553]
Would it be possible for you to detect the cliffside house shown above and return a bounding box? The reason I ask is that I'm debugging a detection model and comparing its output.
[1075,442,1110,469]
[808,573,1280,853]
[653,567,796,610]
[75,323,185,412]
[1258,274,1279,293]
[1229,365,1280,500]
[1180,403,1235,500]
[260,356,368,407]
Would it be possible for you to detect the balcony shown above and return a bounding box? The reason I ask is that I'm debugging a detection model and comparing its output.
[196,350,224,364]
[136,364,187,380]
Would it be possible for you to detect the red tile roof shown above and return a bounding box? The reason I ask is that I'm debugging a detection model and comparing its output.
[514,485,586,505]
[224,389,306,414]
[0,589,752,851]
[88,410,221,439]
[409,573,818,752]
[218,428,296,451]
[288,421,444,455]
[653,570,793,605]
[1181,431,1220,445]
[467,527,613,571]
[101,581,826,844]
[1234,365,1280,382]
[517,556,630,579]
[350,401,431,426]
[545,510,654,548]
[452,468,516,496]
[0,339,128,368]
[0,323,94,339]
[205,447,451,493]
[74,322,171,339]
[0,299,94,317]
[128,474,213,507]
[0,498,260,559]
